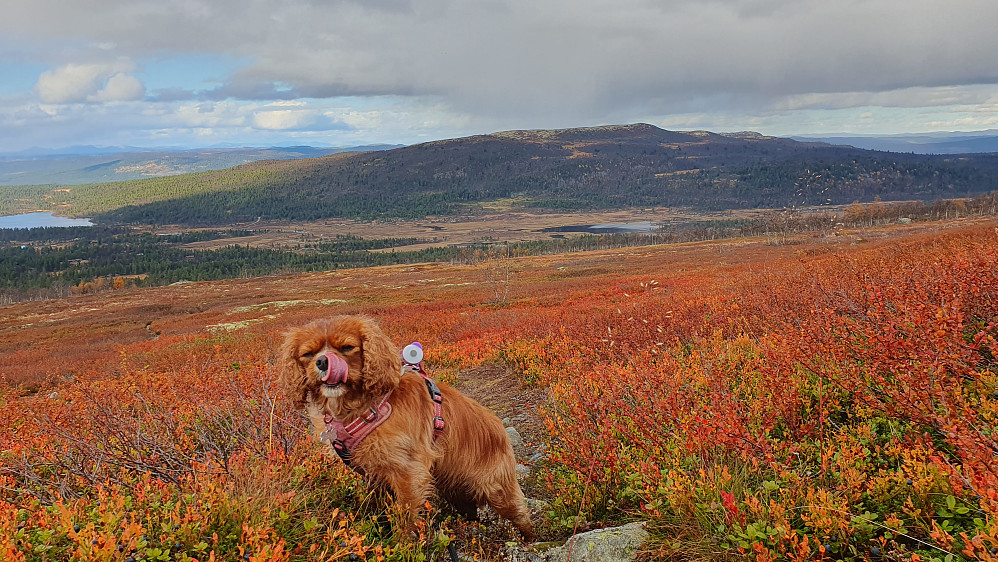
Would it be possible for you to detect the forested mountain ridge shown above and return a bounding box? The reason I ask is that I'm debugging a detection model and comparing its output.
[7,123,998,225]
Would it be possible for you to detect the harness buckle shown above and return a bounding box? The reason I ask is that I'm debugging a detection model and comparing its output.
[331,439,352,464]
[362,407,378,423]
[424,378,443,403]
[433,416,445,432]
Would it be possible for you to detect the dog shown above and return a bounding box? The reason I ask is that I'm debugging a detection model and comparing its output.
[279,315,534,540]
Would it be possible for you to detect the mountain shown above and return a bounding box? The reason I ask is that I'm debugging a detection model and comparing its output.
[6,124,998,225]
[793,131,998,154]
[0,145,402,186]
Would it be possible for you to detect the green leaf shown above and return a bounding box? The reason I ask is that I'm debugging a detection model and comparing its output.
[946,495,956,510]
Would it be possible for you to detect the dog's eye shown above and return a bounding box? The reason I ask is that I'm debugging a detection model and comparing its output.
[339,345,356,353]
[301,352,316,359]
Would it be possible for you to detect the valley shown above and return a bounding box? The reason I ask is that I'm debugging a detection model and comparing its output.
[3,215,997,560]
[164,207,772,251]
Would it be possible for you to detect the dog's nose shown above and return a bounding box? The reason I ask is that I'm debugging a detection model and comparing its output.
[315,355,328,372]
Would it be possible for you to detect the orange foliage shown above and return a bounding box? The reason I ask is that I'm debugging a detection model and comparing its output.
[2,218,998,559]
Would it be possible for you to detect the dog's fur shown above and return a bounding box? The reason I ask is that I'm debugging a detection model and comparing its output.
[279,315,534,539]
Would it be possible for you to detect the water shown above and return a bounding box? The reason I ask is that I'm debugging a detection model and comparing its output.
[589,221,656,232]
[541,221,659,234]
[0,212,93,229]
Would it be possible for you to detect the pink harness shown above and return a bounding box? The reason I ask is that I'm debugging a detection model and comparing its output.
[321,390,394,462]
[320,345,444,468]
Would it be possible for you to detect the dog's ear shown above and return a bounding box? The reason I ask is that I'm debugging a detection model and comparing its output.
[359,317,401,397]
[278,327,310,409]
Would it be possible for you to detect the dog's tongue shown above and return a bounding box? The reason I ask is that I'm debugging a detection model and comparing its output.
[322,352,349,385]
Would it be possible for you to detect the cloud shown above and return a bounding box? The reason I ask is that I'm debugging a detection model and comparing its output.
[8,0,998,120]
[35,63,109,103]
[252,108,316,130]
[6,0,998,149]
[773,86,998,112]
[94,73,145,101]
[34,60,144,104]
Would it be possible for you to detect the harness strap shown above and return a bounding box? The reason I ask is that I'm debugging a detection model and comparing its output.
[402,363,444,439]
[418,368,446,439]
[322,364,445,469]
[322,390,393,466]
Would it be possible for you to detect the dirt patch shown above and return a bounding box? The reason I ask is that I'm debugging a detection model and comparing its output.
[449,363,560,551]
[453,363,551,450]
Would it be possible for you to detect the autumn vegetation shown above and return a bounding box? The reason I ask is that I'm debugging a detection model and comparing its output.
[2,216,998,561]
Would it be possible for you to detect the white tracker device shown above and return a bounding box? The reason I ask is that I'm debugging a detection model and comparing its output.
[402,342,424,365]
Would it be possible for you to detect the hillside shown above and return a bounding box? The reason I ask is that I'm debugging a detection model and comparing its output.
[5,123,998,225]
[2,218,997,560]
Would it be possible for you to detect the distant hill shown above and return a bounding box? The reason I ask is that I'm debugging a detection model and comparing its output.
[5,124,998,225]
[0,145,401,186]
[793,131,998,154]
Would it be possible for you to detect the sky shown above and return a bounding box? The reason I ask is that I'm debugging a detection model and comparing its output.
[2,0,998,152]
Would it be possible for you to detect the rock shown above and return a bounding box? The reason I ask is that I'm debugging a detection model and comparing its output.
[501,545,546,562]
[528,451,545,463]
[540,522,648,562]
[525,497,550,513]
[506,426,533,458]
[502,417,512,426]
[506,427,523,448]
[515,463,531,480]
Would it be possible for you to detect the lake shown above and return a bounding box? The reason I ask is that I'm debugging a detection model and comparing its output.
[0,212,93,229]
[540,221,659,234]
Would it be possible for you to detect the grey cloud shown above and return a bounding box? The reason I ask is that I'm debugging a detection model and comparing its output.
[201,82,302,101]
[5,0,998,124]
[774,86,998,112]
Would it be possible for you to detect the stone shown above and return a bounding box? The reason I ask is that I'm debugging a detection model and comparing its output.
[540,522,648,562]
[506,426,523,448]
[524,497,550,515]
[515,463,531,480]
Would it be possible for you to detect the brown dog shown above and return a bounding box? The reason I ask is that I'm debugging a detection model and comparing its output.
[279,315,533,539]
